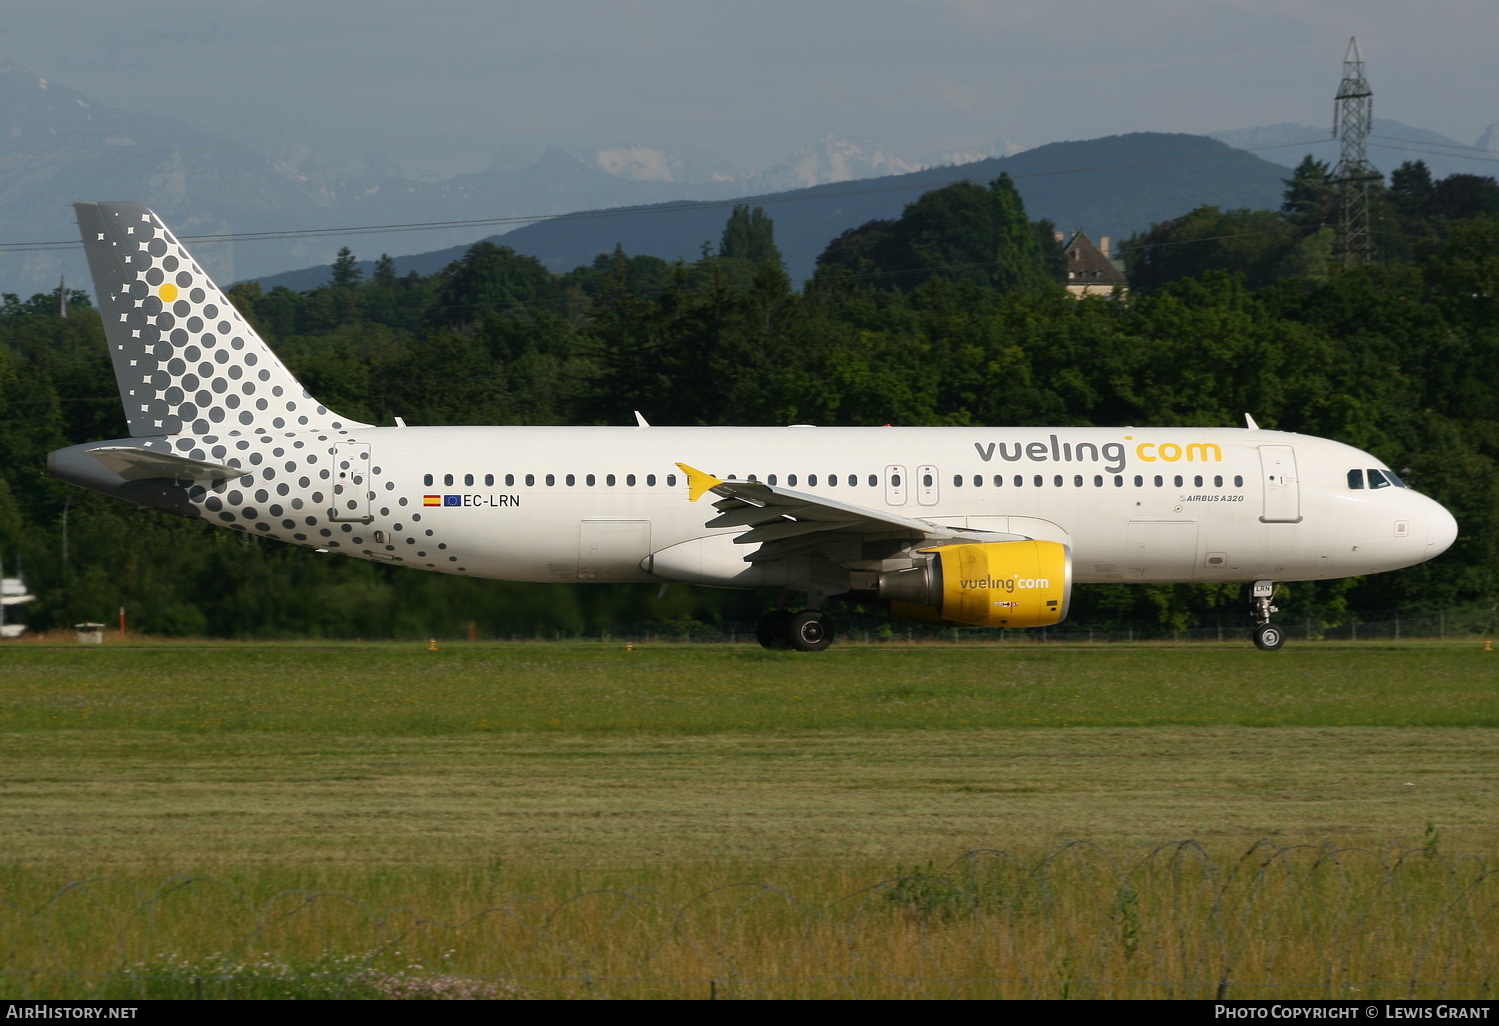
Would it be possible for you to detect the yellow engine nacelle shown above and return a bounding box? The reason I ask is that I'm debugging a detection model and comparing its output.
[882,540,1072,628]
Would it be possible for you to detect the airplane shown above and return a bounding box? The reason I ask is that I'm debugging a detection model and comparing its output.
[45,203,1458,651]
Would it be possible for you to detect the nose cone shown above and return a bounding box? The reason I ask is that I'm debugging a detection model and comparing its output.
[1427,499,1458,558]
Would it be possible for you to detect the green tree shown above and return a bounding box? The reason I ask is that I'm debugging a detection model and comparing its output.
[718,205,782,266]
[330,246,362,288]
[815,175,1055,295]
[1282,155,1335,229]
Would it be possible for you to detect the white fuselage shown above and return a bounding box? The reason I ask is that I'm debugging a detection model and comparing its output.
[244,423,1455,589]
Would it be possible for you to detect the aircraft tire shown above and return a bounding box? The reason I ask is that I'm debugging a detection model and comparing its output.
[756,609,794,650]
[788,610,835,652]
[1252,624,1285,651]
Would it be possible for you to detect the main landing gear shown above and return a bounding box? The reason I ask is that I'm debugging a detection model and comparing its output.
[1250,580,1285,651]
[756,608,835,652]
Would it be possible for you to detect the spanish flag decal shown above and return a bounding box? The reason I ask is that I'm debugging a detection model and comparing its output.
[423,495,441,506]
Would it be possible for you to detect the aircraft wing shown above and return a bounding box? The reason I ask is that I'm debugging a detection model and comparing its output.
[87,446,244,482]
[676,462,1022,565]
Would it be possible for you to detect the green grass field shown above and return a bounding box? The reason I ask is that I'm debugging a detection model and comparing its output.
[2,642,1497,998]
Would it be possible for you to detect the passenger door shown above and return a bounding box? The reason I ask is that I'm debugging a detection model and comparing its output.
[1258,445,1301,523]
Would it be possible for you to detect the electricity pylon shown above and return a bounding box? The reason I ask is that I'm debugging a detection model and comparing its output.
[1332,37,1380,266]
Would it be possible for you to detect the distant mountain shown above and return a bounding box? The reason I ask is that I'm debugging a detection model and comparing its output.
[588,144,743,184]
[0,65,968,298]
[256,132,1292,290]
[491,132,1291,281]
[919,137,1029,169]
[0,63,343,298]
[1210,119,1495,181]
[742,136,925,193]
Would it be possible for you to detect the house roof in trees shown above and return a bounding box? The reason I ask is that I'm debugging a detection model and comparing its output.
[1063,231,1128,294]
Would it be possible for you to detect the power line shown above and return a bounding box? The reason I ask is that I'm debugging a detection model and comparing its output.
[0,139,1333,255]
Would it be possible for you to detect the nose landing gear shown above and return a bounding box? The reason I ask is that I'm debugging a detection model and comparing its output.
[1250,580,1285,651]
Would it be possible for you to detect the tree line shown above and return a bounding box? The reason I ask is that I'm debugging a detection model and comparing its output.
[1,169,1496,638]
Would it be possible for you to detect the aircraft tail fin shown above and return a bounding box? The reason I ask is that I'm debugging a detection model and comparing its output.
[73,202,365,438]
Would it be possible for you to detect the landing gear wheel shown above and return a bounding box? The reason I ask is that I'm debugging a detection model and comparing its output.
[1252,624,1285,651]
[756,609,794,650]
[788,610,835,652]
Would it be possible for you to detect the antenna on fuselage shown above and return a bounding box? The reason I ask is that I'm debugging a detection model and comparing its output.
[1244,413,1260,430]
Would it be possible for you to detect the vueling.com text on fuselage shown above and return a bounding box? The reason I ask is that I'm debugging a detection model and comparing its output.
[972,436,1224,475]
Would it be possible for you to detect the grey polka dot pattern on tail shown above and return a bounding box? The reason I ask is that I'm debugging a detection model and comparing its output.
[76,202,367,441]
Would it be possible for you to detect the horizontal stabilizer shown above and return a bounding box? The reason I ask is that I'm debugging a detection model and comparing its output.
[87,446,244,481]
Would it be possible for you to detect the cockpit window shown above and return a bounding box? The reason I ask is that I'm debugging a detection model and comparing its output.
[1347,469,1365,490]
[1367,468,1392,490]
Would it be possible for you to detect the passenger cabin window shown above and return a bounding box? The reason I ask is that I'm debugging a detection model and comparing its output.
[606,474,616,486]
[646,474,657,486]
[545,474,555,486]
[666,473,677,486]
[464,473,474,486]
[423,474,433,486]
[484,474,494,486]
[868,474,878,487]
[768,474,778,486]
[974,475,983,487]
[586,474,596,486]
[627,474,636,486]
[789,474,798,486]
[953,474,963,487]
[444,474,454,486]
[505,474,515,486]
[525,474,535,486]
[809,474,819,486]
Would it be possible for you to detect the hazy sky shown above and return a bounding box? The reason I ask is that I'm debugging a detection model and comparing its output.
[7,1,1497,178]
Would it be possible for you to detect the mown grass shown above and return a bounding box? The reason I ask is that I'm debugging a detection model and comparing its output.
[2,641,1497,733]
[1,642,1496,998]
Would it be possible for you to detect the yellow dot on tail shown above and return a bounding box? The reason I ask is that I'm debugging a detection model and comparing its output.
[158,283,178,303]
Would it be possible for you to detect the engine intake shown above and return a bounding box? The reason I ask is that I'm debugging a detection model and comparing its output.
[879,540,1072,628]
